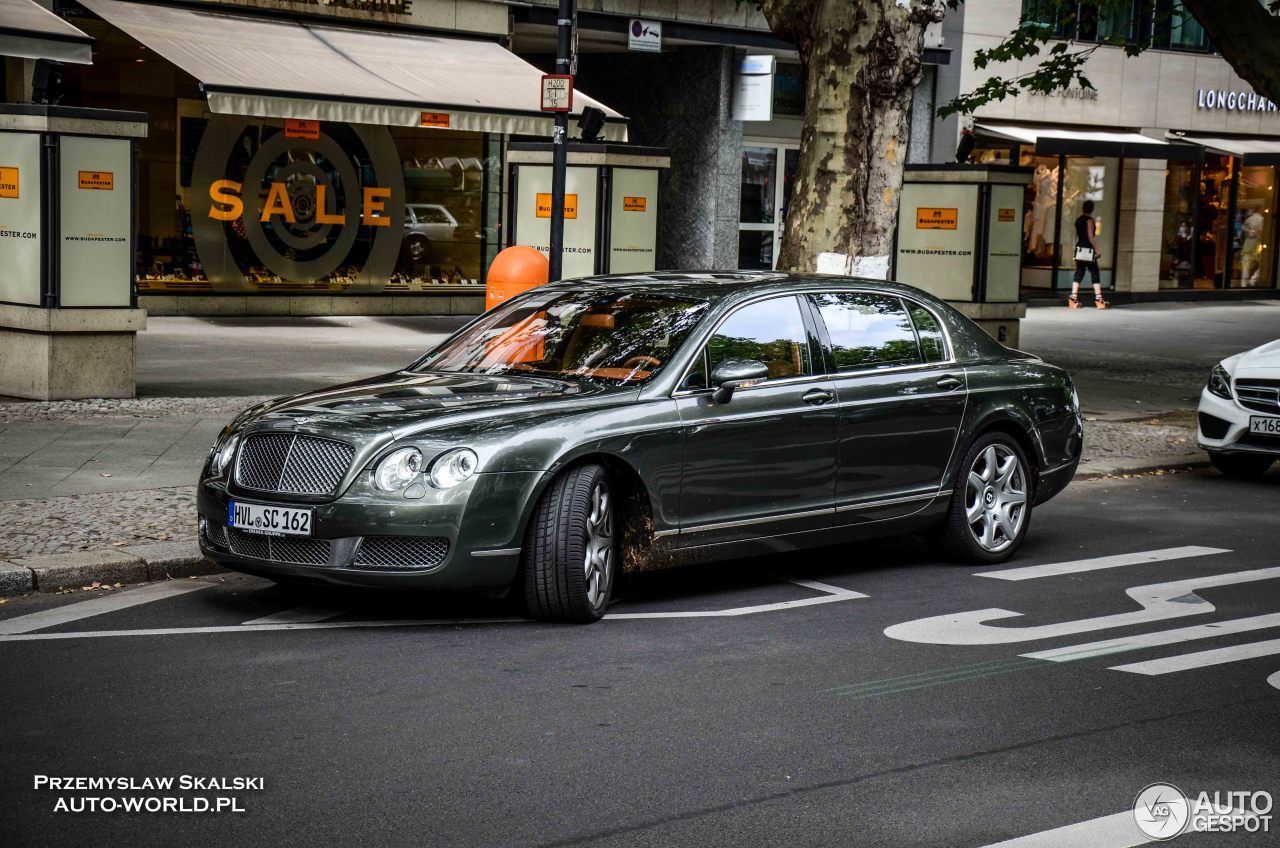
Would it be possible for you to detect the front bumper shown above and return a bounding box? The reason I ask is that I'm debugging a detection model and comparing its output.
[196,470,545,590]
[1196,388,1280,456]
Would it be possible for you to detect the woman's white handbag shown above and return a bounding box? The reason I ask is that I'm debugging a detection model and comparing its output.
[1074,246,1096,263]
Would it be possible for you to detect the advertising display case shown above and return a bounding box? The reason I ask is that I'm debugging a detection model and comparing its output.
[507,143,669,278]
[0,104,147,399]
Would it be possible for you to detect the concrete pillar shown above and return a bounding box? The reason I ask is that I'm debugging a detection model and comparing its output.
[1114,156,1166,294]
[575,46,743,269]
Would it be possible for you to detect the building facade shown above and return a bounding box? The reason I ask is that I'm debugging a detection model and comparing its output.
[935,1,1280,299]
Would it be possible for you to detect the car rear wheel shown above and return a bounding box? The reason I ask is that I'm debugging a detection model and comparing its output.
[523,463,616,623]
[937,433,1033,565]
[1208,451,1274,478]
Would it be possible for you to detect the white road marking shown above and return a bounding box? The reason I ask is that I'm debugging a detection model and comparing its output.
[975,546,1230,581]
[1022,612,1280,662]
[0,618,530,642]
[979,805,1245,847]
[884,566,1280,645]
[605,577,867,620]
[978,811,1146,848]
[241,607,345,626]
[0,577,868,641]
[0,581,211,635]
[1110,637,1280,675]
[1268,670,1280,691]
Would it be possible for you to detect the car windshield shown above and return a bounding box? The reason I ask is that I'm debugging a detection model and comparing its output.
[412,289,710,384]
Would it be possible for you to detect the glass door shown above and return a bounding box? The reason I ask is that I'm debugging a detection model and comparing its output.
[738,141,799,270]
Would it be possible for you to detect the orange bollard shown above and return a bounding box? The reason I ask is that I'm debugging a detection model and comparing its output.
[485,246,550,311]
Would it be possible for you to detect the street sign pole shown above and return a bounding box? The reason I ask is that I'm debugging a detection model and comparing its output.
[548,0,574,282]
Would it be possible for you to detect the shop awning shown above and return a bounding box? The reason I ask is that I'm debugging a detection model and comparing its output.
[976,123,1202,160]
[1175,135,1280,166]
[0,0,93,64]
[79,0,627,140]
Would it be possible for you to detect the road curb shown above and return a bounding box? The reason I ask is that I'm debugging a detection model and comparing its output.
[1,541,224,595]
[1075,457,1210,481]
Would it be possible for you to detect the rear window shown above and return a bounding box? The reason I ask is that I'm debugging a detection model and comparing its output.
[810,293,922,371]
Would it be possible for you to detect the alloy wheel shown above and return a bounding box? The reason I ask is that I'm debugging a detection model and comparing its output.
[583,481,614,608]
[964,444,1027,553]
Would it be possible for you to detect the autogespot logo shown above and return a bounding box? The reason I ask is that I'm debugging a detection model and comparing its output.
[1134,783,1191,840]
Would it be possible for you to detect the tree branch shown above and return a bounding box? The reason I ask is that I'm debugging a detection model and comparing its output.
[1181,0,1280,103]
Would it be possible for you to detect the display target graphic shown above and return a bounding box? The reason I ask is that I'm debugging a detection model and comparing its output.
[191,117,405,290]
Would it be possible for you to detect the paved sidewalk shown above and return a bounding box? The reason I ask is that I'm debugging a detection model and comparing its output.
[1,302,1275,593]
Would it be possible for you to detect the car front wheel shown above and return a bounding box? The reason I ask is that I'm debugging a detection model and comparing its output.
[1208,451,1274,478]
[937,433,1033,565]
[522,463,616,623]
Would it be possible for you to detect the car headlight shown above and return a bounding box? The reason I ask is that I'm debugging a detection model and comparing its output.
[374,447,424,492]
[428,448,478,489]
[1207,364,1233,400]
[212,433,240,476]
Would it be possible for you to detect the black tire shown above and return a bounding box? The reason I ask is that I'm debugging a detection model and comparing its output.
[1208,451,1274,478]
[522,463,617,623]
[937,432,1034,565]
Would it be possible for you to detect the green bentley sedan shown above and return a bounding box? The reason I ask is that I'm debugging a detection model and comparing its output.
[198,272,1082,622]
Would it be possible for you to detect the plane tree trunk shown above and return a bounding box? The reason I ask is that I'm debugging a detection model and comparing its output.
[759,0,941,277]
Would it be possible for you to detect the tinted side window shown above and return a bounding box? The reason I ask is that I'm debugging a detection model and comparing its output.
[707,297,813,380]
[812,293,922,371]
[906,303,947,363]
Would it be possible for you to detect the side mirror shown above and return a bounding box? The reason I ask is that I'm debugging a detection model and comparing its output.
[710,359,769,404]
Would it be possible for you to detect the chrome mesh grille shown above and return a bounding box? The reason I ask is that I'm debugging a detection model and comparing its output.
[234,434,355,496]
[226,528,331,566]
[1235,380,1280,415]
[353,536,450,571]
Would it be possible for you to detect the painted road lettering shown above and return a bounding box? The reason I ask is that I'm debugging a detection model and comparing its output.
[884,566,1280,645]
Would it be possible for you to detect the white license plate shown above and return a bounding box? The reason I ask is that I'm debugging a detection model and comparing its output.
[1249,416,1280,437]
[228,501,312,536]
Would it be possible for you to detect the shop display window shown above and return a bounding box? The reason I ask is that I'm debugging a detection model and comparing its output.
[1231,166,1276,289]
[1160,161,1199,289]
[59,17,497,296]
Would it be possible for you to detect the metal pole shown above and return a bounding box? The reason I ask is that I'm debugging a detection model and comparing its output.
[548,0,574,282]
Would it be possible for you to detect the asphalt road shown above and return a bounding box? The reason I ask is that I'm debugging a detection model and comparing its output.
[2,469,1278,847]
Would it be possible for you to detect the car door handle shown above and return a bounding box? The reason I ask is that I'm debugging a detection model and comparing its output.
[802,389,835,406]
[935,375,965,391]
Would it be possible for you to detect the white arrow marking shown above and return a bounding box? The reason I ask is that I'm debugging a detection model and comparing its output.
[1110,637,1280,675]
[978,805,1246,847]
[975,546,1230,581]
[884,567,1280,645]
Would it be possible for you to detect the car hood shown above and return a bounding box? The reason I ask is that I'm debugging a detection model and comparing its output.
[1232,339,1280,376]
[234,371,629,443]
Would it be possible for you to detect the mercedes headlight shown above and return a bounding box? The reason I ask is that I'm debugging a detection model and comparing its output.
[212,433,240,476]
[1207,363,1233,400]
[428,448,478,489]
[374,447,423,491]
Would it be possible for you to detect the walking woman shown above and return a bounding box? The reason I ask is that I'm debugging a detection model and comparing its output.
[1068,200,1109,309]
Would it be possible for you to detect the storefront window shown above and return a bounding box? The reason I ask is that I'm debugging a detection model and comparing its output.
[1232,165,1277,288]
[1057,156,1119,276]
[1160,162,1199,289]
[60,17,496,297]
[1198,155,1234,287]
[1021,153,1060,277]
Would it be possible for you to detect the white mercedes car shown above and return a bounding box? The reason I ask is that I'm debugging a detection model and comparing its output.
[1198,339,1280,477]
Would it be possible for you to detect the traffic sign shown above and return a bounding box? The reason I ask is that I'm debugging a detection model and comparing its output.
[540,75,573,112]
